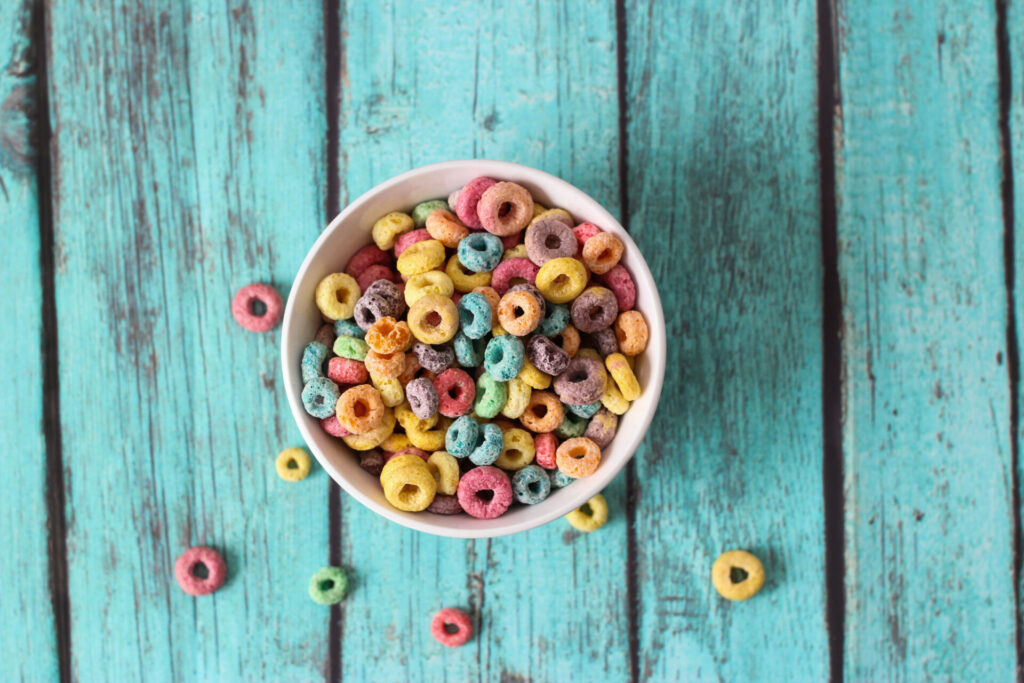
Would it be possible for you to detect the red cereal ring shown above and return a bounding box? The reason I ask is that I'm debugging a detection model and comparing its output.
[455,177,496,229]
[477,182,534,236]
[356,264,397,292]
[328,357,369,385]
[573,222,603,251]
[491,258,539,295]
[430,607,473,647]
[598,264,636,311]
[345,244,392,278]
[433,368,476,417]
[456,465,513,519]
[534,432,558,469]
[174,546,227,596]
[232,283,283,333]
[322,415,352,437]
[394,228,432,256]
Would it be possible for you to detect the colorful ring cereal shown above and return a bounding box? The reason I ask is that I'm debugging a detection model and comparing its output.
[511,465,550,504]
[395,400,438,432]
[615,311,649,356]
[555,410,588,439]
[534,432,558,469]
[474,373,508,419]
[412,341,454,373]
[406,377,439,420]
[598,264,636,311]
[519,391,564,433]
[496,428,535,470]
[584,407,619,448]
[343,410,395,451]
[588,328,619,357]
[518,357,552,389]
[356,264,397,293]
[232,283,283,332]
[408,294,459,344]
[503,244,528,260]
[581,231,624,274]
[455,176,496,228]
[566,493,608,532]
[333,335,369,361]
[569,401,602,419]
[425,209,470,248]
[394,228,432,256]
[500,377,531,419]
[366,279,407,315]
[469,423,503,466]
[372,211,414,250]
[427,451,460,495]
[572,221,603,250]
[175,546,227,596]
[314,323,337,349]
[477,181,534,235]
[364,350,405,379]
[497,290,542,336]
[605,352,641,401]
[302,377,341,419]
[456,465,513,519]
[397,239,446,278]
[550,468,575,488]
[712,550,766,601]
[552,324,580,358]
[472,285,500,319]
[321,415,351,438]
[458,291,493,339]
[554,356,607,405]
[454,333,486,367]
[308,566,349,605]
[484,334,525,381]
[525,217,576,266]
[445,254,492,292]
[535,257,587,304]
[446,415,481,457]
[380,453,437,511]
[336,385,386,434]
[334,318,365,338]
[301,342,329,383]
[345,244,392,278]
[315,273,361,321]
[571,286,619,333]
[359,450,385,476]
[275,447,311,481]
[434,368,476,417]
[406,417,450,451]
[365,316,413,354]
[537,303,570,337]
[457,232,504,273]
[431,607,473,647]
[372,375,405,407]
[527,335,570,376]
[491,257,539,295]
[556,436,601,478]
[412,199,450,227]
[427,494,464,515]
[530,207,573,228]
[404,270,455,307]
[353,295,392,332]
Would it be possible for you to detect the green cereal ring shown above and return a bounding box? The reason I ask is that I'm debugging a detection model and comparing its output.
[412,199,451,227]
[309,566,349,605]
[555,409,588,439]
[474,373,508,419]
[333,335,369,361]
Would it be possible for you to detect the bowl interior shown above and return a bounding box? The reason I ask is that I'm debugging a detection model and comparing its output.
[282,160,666,538]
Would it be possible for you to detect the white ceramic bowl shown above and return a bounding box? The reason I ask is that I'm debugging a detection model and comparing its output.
[282,160,665,538]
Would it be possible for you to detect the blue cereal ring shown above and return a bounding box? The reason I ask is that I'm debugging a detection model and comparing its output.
[301,341,329,382]
[537,303,570,337]
[569,401,602,419]
[457,232,504,273]
[550,468,575,489]
[512,465,551,504]
[334,318,365,338]
[458,291,493,339]
[454,332,487,367]
[555,409,588,439]
[474,373,508,419]
[302,377,340,419]
[446,415,480,457]
[484,334,525,382]
[469,423,503,466]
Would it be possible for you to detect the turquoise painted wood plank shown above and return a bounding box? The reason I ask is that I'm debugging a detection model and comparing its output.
[624,0,829,679]
[47,1,330,678]
[836,2,1016,679]
[0,2,60,680]
[335,1,627,680]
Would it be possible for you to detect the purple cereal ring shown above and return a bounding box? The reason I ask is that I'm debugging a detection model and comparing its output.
[406,377,439,419]
[457,465,513,519]
[588,328,619,356]
[507,283,546,320]
[427,493,464,515]
[571,287,619,333]
[353,294,390,331]
[394,228,432,256]
[364,279,406,317]
[598,264,636,311]
[525,218,577,266]
[491,258,539,295]
[175,546,227,596]
[527,335,570,376]
[477,182,534,236]
[584,407,619,448]
[455,177,497,229]
[412,341,454,373]
[232,283,283,333]
[359,450,385,476]
[314,323,336,349]
[554,356,607,405]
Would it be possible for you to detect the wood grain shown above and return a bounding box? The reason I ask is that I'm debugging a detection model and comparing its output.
[624,0,829,679]
[46,1,330,678]
[836,1,1016,679]
[334,1,628,680]
[0,1,60,680]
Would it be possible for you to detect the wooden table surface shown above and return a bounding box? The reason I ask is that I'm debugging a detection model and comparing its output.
[2,0,1021,680]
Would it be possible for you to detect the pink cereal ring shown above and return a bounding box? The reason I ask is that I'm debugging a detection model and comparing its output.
[394,228,432,257]
[174,546,227,596]
[491,258,539,295]
[328,357,369,385]
[477,182,534,236]
[321,415,352,437]
[431,607,473,648]
[386,447,430,462]
[433,368,476,417]
[599,264,636,311]
[232,283,283,333]
[573,222,603,250]
[345,244,392,277]
[457,466,513,519]
[356,264,397,292]
[534,432,558,469]
[455,177,497,229]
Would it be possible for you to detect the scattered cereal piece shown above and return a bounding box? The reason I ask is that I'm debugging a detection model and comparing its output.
[712,550,765,601]
[232,283,283,332]
[275,447,311,482]
[430,607,473,647]
[566,493,608,532]
[308,566,349,605]
[175,546,227,596]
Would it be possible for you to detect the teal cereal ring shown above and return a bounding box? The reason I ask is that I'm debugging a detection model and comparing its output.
[457,232,504,273]
[537,303,570,337]
[469,423,503,466]
[308,566,349,605]
[550,468,575,488]
[568,401,602,419]
[445,415,480,457]
[474,373,508,419]
[333,335,369,361]
[484,334,525,382]
[412,199,450,227]
[511,465,551,504]
[301,341,329,382]
[556,409,588,439]
[458,291,493,339]
[302,377,340,419]
[454,332,486,367]
[334,318,365,338]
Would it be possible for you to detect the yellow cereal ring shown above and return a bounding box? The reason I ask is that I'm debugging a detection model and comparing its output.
[445,254,492,292]
[605,352,641,401]
[531,202,548,218]
[535,257,588,304]
[576,347,601,362]
[518,357,552,390]
[503,244,528,260]
[369,374,405,407]
[426,451,460,495]
[336,384,385,434]
[380,455,436,511]
[600,380,630,415]
[394,400,438,432]
[404,270,455,307]
[491,323,508,337]
[566,494,608,532]
[529,207,573,228]
[315,272,361,320]
[275,447,311,482]
[496,428,535,470]
[342,409,395,450]
[372,211,414,250]
[500,377,532,419]
[408,293,459,344]
[425,209,470,248]
[380,432,411,453]
[407,417,451,451]
[712,550,766,601]
[397,239,446,278]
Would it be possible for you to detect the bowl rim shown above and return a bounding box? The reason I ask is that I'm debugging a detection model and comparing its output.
[281,159,666,538]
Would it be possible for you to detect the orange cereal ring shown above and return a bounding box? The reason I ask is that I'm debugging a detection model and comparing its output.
[336,384,385,434]
[425,209,470,248]
[497,290,542,337]
[614,311,649,356]
[519,391,564,433]
[364,350,405,379]
[555,437,601,478]
[472,286,501,321]
[553,324,580,358]
[398,352,421,386]
[365,316,413,354]
[581,231,624,275]
[408,293,459,344]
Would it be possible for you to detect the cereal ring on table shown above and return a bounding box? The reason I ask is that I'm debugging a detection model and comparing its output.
[496,428,535,470]
[406,417,450,451]
[333,335,369,361]
[600,380,630,415]
[445,254,492,292]
[394,228,432,256]
[427,493,464,515]
[358,450,385,476]
[232,283,283,332]
[615,311,649,356]
[536,257,588,304]
[314,323,336,349]
[598,264,636,311]
[302,377,341,418]
[585,407,619,448]
[534,432,558,469]
[427,451,460,495]
[380,455,436,511]
[550,468,575,488]
[581,231,624,274]
[474,373,508,419]
[334,318,365,338]
[175,546,226,596]
[434,368,476,417]
[527,335,570,376]
[518,357,552,390]
[445,415,480,457]
[431,607,473,647]
[525,217,577,266]
[588,328,619,357]
[520,391,564,433]
[458,291,493,339]
[315,273,361,321]
[554,356,607,405]
[512,465,550,504]
[301,342,329,383]
[605,352,641,401]
[308,566,349,605]
[500,377,532,419]
[497,290,542,336]
[503,244,528,260]
[366,316,413,354]
[556,436,601,478]
[491,258,539,295]
[321,415,351,438]
[484,334,525,381]
[336,385,386,434]
[406,377,439,420]
[408,294,459,344]
[364,350,405,379]
[413,341,455,373]
[477,181,534,235]
[712,550,766,601]
[395,400,438,432]
[453,333,486,367]
[275,447,311,481]
[537,303,569,337]
[425,209,470,248]
[530,207,574,228]
[457,465,513,519]
[471,286,500,319]
[469,423,503,466]
[556,410,588,439]
[356,264,397,293]
[566,493,608,532]
[412,199,450,227]
[404,270,455,307]
[397,239,446,278]
[455,176,497,228]
[345,244,392,278]
[572,222,603,250]
[569,401,602,419]
[552,324,580,358]
[571,286,619,333]
[458,232,504,273]
[386,447,430,462]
